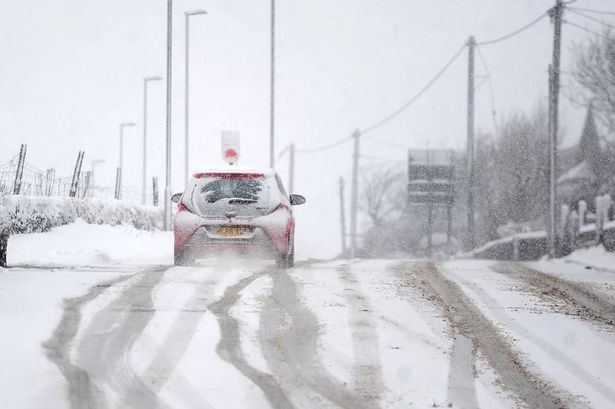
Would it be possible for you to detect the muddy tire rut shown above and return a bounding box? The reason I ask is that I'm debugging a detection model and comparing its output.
[398,261,579,409]
[495,262,615,329]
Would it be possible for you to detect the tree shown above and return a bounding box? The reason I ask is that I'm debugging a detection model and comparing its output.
[472,105,550,242]
[577,104,602,163]
[572,30,615,138]
[359,164,404,227]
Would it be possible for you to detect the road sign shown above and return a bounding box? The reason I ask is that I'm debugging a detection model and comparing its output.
[407,153,456,257]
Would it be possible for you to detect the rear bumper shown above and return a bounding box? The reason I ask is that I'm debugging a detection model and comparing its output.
[177,226,280,260]
[174,208,293,260]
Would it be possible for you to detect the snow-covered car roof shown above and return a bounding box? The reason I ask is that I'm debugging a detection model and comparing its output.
[192,165,276,179]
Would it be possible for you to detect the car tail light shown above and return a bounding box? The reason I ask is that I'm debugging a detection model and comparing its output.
[178,201,188,212]
[193,172,264,180]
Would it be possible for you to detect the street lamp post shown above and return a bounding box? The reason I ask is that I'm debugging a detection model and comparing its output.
[119,122,136,200]
[184,10,207,187]
[165,0,173,230]
[90,159,105,196]
[143,76,162,205]
[269,0,276,168]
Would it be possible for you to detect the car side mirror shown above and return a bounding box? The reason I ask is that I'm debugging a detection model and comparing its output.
[290,194,306,206]
[171,193,182,203]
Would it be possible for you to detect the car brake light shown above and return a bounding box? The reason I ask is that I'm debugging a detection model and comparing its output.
[193,172,264,180]
[178,201,188,212]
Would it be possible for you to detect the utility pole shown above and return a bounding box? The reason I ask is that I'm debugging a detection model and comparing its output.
[548,0,564,258]
[165,0,174,230]
[350,129,360,258]
[339,177,347,258]
[466,35,476,250]
[269,0,276,168]
[288,143,295,193]
[547,65,555,257]
[143,76,162,205]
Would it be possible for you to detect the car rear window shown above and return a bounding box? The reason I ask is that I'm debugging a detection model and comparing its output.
[189,175,272,218]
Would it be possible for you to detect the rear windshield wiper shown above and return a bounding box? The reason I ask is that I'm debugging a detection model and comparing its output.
[228,198,257,204]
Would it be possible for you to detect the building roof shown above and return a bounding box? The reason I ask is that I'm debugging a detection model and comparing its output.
[557,160,597,184]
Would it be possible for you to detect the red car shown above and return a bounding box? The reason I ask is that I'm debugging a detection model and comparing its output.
[172,167,305,267]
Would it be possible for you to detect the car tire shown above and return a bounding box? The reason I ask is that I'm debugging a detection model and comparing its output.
[276,238,295,269]
[174,250,194,266]
[286,246,295,268]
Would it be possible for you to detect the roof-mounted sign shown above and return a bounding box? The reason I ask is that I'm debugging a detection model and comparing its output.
[221,131,240,165]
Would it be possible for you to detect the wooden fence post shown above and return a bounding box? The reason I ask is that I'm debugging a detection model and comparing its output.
[152,177,159,206]
[69,151,84,198]
[596,195,604,244]
[578,200,587,231]
[114,168,121,200]
[81,171,91,199]
[13,144,27,195]
[0,230,8,268]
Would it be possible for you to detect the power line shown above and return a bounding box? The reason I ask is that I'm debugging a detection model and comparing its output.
[568,6,615,17]
[567,8,615,31]
[475,45,498,133]
[359,42,467,135]
[476,12,548,46]
[295,135,353,153]
[564,19,613,41]
[359,154,405,163]
[362,134,413,149]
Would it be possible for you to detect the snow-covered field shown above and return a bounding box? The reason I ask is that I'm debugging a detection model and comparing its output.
[2,221,615,408]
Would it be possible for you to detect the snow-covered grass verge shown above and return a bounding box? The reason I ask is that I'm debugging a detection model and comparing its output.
[0,268,126,409]
[558,244,615,273]
[7,219,172,267]
[0,195,163,234]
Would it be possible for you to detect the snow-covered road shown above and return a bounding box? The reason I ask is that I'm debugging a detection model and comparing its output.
[2,224,615,408]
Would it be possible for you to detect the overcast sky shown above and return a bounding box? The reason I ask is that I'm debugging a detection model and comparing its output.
[1,0,612,257]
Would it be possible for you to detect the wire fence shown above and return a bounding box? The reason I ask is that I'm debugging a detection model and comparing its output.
[0,152,156,206]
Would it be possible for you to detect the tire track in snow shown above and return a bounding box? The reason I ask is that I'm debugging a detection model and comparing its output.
[259,268,369,409]
[446,334,478,409]
[400,261,576,409]
[488,262,615,405]
[495,262,615,329]
[338,264,385,407]
[76,267,168,409]
[392,263,478,408]
[209,270,294,409]
[44,274,134,409]
[139,268,224,409]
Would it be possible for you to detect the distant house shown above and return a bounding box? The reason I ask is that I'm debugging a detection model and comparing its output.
[557,105,607,208]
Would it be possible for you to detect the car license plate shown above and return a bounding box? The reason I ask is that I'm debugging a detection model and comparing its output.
[216,226,247,237]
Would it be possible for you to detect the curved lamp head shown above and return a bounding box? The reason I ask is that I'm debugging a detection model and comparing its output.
[185,9,207,16]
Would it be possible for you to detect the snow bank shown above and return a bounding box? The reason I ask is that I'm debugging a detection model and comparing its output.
[561,245,615,272]
[0,195,163,234]
[8,219,172,267]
